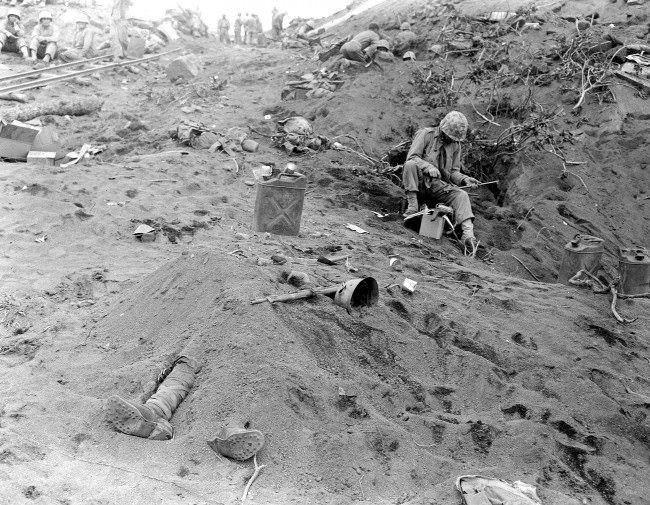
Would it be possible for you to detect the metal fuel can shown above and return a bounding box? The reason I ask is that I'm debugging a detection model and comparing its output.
[618,248,650,296]
[253,172,306,236]
[558,234,604,285]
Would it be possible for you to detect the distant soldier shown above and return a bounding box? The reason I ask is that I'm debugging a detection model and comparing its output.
[247,14,261,45]
[217,14,230,44]
[59,14,98,62]
[29,10,59,65]
[254,14,264,45]
[243,13,252,44]
[271,7,286,39]
[110,0,132,61]
[0,7,29,59]
[233,13,243,44]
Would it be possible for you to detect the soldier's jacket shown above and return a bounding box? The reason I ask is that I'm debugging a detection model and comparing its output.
[72,26,96,53]
[31,23,59,43]
[406,127,467,186]
[2,18,24,38]
[218,18,230,31]
[350,30,379,50]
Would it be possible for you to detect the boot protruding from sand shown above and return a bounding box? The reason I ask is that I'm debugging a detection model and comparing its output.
[106,356,198,440]
[106,395,174,440]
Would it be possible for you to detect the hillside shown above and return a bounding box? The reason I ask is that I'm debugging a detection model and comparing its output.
[0,1,648,504]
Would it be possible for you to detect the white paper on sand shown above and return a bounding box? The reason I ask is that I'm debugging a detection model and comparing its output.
[456,475,541,505]
[345,224,368,234]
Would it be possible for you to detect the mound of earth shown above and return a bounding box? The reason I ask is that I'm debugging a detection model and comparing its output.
[2,249,648,504]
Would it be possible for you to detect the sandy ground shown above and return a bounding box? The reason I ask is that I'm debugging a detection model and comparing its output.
[0,0,649,504]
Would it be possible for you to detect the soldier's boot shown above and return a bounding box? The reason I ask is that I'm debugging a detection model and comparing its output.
[207,424,266,461]
[460,219,478,257]
[106,356,198,440]
[106,396,173,440]
[403,191,419,216]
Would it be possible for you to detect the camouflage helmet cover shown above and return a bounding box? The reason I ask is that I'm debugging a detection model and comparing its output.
[376,39,390,50]
[7,7,21,19]
[400,22,410,30]
[439,111,468,141]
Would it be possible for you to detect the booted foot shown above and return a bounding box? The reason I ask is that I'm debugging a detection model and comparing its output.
[462,235,478,258]
[403,203,419,216]
[207,426,265,461]
[403,192,420,216]
[106,395,173,440]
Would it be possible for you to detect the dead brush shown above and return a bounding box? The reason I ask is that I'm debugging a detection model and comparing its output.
[463,107,565,183]
[411,62,459,108]
[485,87,535,120]
[551,32,625,110]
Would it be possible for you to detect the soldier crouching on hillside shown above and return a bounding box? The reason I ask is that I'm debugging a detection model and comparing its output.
[402,111,481,253]
[339,22,381,63]
[105,355,265,461]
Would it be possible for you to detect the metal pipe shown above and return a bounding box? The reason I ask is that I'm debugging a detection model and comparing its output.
[0,48,182,95]
[0,54,113,83]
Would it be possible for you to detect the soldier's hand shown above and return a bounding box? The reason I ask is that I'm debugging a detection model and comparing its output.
[423,165,440,178]
[464,177,480,189]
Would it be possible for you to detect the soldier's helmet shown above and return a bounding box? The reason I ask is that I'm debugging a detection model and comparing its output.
[440,111,468,141]
[376,39,390,51]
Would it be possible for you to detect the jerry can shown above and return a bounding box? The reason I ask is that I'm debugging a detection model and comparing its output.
[558,234,604,284]
[253,172,306,236]
[618,248,650,296]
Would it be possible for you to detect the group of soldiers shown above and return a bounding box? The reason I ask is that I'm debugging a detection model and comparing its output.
[218,12,263,45]
[217,8,288,46]
[0,8,97,66]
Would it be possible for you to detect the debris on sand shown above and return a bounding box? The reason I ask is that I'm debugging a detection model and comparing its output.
[0,120,61,162]
[272,116,330,153]
[133,224,156,242]
[281,70,344,100]
[166,54,201,82]
[456,475,541,505]
[171,121,254,156]
[1,97,104,123]
[164,7,210,38]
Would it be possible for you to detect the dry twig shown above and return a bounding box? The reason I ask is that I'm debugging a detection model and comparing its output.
[517,207,534,230]
[545,144,588,191]
[470,100,501,126]
[618,292,650,299]
[511,254,540,281]
[241,454,266,502]
[247,125,274,138]
[610,288,637,324]
[333,134,369,155]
